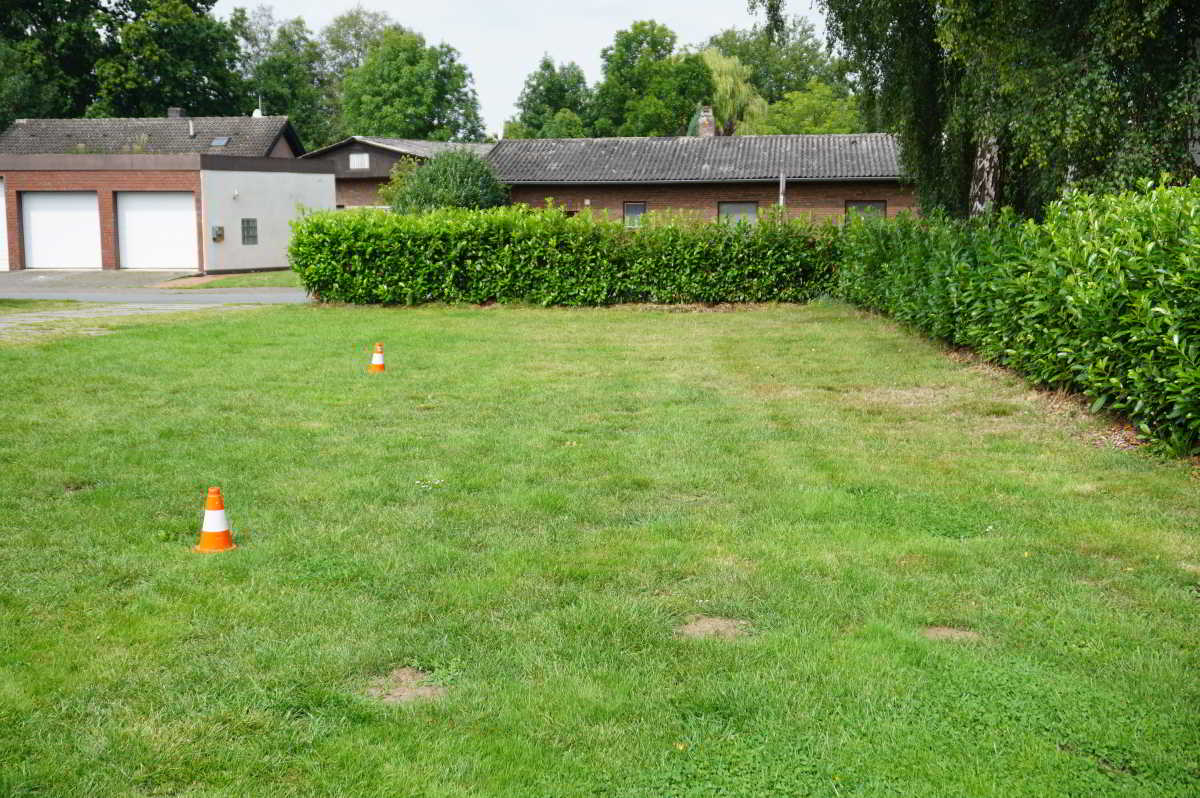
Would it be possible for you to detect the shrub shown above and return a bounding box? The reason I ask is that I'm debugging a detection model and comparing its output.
[836,181,1200,453]
[290,205,838,307]
[388,149,509,214]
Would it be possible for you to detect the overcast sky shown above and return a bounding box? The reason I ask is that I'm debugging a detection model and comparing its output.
[210,0,827,138]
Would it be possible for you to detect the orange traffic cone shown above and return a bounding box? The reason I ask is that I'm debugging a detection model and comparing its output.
[193,486,236,553]
[368,342,385,373]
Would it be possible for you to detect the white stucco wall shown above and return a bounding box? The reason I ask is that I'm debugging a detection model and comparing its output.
[200,169,334,272]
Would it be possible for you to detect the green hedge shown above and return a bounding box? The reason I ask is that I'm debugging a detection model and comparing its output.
[289,205,838,307]
[836,182,1200,452]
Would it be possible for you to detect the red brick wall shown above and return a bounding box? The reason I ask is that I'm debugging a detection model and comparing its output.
[336,178,387,207]
[509,180,917,222]
[2,170,203,270]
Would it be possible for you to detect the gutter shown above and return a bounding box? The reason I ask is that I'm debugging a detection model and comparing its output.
[498,176,903,186]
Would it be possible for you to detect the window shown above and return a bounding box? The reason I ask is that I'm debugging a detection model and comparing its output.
[623,201,647,229]
[845,200,887,218]
[210,136,230,147]
[718,201,758,225]
[241,218,258,245]
[349,152,370,170]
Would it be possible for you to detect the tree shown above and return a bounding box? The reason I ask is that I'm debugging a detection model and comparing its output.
[591,21,714,137]
[250,18,336,147]
[538,108,588,139]
[229,4,277,92]
[88,0,249,118]
[0,38,61,131]
[341,28,485,141]
[818,0,1200,216]
[1,0,231,122]
[704,17,847,104]
[388,150,508,214]
[739,78,861,135]
[507,55,592,137]
[320,4,396,77]
[746,0,787,41]
[700,49,766,135]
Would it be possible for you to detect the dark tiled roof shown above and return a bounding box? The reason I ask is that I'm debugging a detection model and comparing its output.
[0,116,302,157]
[302,136,494,160]
[487,133,901,183]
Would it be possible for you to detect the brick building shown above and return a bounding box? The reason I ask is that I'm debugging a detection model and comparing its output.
[0,111,334,272]
[488,122,915,225]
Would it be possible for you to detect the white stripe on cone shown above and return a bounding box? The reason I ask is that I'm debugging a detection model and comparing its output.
[202,508,229,532]
[371,352,385,365]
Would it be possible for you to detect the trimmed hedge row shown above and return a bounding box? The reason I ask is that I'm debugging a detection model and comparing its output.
[289,205,838,306]
[836,182,1200,452]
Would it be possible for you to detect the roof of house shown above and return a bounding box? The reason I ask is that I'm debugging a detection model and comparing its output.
[302,136,495,160]
[0,116,304,157]
[487,133,901,184]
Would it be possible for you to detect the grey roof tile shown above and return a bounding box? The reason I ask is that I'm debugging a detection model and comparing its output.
[0,116,300,157]
[487,133,901,183]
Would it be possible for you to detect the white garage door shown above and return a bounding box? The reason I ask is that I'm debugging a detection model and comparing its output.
[0,179,8,270]
[22,192,102,269]
[117,192,198,270]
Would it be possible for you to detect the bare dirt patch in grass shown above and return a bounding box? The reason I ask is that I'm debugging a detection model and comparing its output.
[619,302,774,314]
[364,667,447,704]
[922,626,982,642]
[676,616,751,640]
[945,348,1149,451]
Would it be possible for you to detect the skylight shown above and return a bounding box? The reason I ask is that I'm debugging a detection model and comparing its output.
[211,136,230,147]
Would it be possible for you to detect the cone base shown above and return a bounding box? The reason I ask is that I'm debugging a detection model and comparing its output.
[193,530,236,553]
[368,365,385,373]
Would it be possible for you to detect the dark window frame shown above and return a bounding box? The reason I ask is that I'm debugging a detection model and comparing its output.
[718,201,759,225]
[845,200,887,218]
[241,217,258,246]
[623,201,647,229]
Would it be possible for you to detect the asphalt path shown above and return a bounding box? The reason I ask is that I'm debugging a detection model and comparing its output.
[0,270,310,304]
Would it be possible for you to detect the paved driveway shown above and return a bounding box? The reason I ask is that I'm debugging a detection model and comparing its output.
[0,270,308,304]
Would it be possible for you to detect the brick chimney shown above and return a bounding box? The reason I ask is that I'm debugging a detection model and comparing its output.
[697,106,716,137]
[166,107,186,119]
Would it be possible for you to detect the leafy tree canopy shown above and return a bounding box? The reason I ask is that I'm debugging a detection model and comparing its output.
[1,0,246,125]
[88,0,248,118]
[703,16,848,103]
[739,78,861,135]
[320,4,397,78]
[816,0,1200,215]
[539,108,588,139]
[591,21,714,137]
[248,18,336,148]
[506,55,592,138]
[700,48,766,135]
[342,27,485,141]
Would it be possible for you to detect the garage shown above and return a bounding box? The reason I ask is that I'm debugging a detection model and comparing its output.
[116,191,199,270]
[21,191,102,269]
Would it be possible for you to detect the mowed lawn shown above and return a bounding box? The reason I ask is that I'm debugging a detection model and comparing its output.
[1,302,1197,797]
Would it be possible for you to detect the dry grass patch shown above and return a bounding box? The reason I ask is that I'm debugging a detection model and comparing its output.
[922,626,983,642]
[676,616,751,640]
[364,667,447,704]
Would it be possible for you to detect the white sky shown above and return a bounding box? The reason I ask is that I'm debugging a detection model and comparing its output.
[210,0,827,138]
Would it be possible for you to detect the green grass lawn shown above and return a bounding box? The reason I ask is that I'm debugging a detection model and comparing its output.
[169,270,303,289]
[1,302,1197,797]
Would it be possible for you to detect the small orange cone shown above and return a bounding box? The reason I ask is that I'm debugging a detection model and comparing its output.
[368,342,385,373]
[193,486,236,553]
